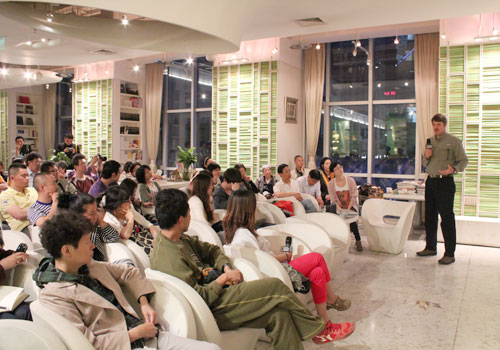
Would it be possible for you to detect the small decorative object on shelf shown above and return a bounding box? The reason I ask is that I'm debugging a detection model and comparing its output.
[176,146,197,181]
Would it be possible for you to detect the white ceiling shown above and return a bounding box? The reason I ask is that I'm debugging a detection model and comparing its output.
[0,68,62,89]
[0,0,500,67]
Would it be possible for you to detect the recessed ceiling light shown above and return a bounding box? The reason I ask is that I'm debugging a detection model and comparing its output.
[441,34,446,39]
[121,15,129,26]
[0,68,7,76]
[105,70,109,74]
[133,65,139,72]
[315,43,321,50]
[404,81,409,86]
[201,93,206,99]
[26,40,32,46]
[24,71,32,79]
[46,12,53,22]
[394,37,399,45]
[186,57,193,65]
[377,82,382,88]
[356,40,361,47]
[272,47,278,54]
[349,84,353,88]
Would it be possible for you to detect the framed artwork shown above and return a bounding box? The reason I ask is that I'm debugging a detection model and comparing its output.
[285,97,298,122]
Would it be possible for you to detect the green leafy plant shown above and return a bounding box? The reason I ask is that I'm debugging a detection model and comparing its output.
[176,146,197,180]
[48,149,71,165]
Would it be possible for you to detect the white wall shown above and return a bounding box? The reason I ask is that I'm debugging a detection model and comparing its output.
[276,37,304,167]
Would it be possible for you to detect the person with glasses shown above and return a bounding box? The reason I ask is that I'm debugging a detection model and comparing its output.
[41,160,78,195]
[327,162,363,251]
[26,152,42,188]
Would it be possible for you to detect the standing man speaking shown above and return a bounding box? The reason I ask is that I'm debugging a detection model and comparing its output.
[417,114,468,265]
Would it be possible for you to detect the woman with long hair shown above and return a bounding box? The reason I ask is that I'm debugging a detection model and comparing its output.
[136,165,160,215]
[223,189,351,324]
[319,157,334,207]
[189,171,223,232]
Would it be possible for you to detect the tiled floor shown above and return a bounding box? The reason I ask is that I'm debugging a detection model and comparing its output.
[255,230,500,350]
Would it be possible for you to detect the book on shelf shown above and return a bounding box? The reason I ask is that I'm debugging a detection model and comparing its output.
[16,116,23,125]
[25,117,33,126]
[0,286,28,313]
[18,96,30,104]
[25,105,34,114]
[120,126,140,135]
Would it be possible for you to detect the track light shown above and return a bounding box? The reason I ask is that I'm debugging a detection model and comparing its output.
[0,68,7,76]
[377,82,382,88]
[201,93,207,99]
[315,43,321,50]
[24,71,32,79]
[272,47,278,54]
[121,15,129,26]
[366,59,371,66]
[352,48,357,57]
[105,70,109,75]
[356,40,361,47]
[46,12,53,22]
[394,36,399,45]
[132,65,139,72]
[404,81,409,86]
[186,57,193,65]
[45,84,50,90]
[441,33,446,40]
[26,40,32,46]
[69,87,72,93]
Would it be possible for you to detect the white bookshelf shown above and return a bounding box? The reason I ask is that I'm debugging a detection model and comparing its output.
[15,94,41,153]
[118,80,143,163]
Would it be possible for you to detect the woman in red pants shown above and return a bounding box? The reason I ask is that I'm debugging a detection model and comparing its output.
[222,189,351,324]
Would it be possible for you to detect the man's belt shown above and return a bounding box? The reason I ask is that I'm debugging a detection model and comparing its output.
[428,174,453,179]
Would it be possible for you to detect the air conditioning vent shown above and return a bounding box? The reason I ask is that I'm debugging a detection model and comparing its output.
[90,49,115,55]
[294,17,326,27]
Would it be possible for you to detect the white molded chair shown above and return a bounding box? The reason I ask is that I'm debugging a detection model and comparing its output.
[30,300,94,350]
[301,193,321,212]
[120,239,150,272]
[255,193,267,202]
[214,209,226,221]
[2,230,34,251]
[257,202,286,224]
[145,269,261,350]
[10,261,40,301]
[361,199,416,254]
[270,197,306,216]
[186,219,223,248]
[290,212,351,275]
[0,319,66,350]
[146,278,197,339]
[104,242,138,266]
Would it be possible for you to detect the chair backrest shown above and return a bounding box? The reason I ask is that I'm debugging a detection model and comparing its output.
[120,239,150,271]
[30,300,94,350]
[255,231,313,258]
[257,202,286,224]
[255,193,267,202]
[104,242,138,266]
[11,261,39,301]
[29,225,43,249]
[2,230,34,251]
[223,245,293,291]
[292,212,350,246]
[301,193,320,212]
[273,197,306,216]
[214,209,227,221]
[147,278,197,339]
[0,319,67,350]
[362,198,414,222]
[186,219,223,248]
[145,269,223,346]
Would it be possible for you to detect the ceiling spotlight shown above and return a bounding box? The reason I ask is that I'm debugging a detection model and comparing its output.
[24,71,32,79]
[105,70,109,74]
[46,12,53,22]
[394,36,399,45]
[377,82,382,88]
[121,15,129,26]
[132,65,140,72]
[315,43,321,50]
[69,87,72,93]
[441,33,446,40]
[41,38,47,42]
[366,59,371,66]
[26,40,32,46]
[45,84,50,90]
[404,81,409,86]
[163,67,169,75]
[0,68,7,76]
[352,48,357,57]
[356,40,361,47]
[272,47,278,54]
[186,57,193,65]
[201,93,207,99]
[349,84,353,89]
[240,57,249,62]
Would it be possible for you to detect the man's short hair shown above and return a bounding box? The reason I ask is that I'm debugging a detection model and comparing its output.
[72,154,86,167]
[64,134,74,140]
[431,113,447,126]
[8,163,27,177]
[56,161,68,170]
[40,161,56,173]
[277,163,289,174]
[33,173,51,192]
[309,169,321,181]
[155,189,189,230]
[223,168,242,184]
[294,155,303,161]
[207,162,221,172]
[26,152,41,164]
[40,211,93,259]
[234,163,246,171]
[101,160,121,179]
[15,136,24,142]
[11,158,25,165]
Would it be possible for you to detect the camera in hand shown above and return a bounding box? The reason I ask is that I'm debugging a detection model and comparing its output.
[16,243,28,253]
[97,154,107,162]
[20,144,32,156]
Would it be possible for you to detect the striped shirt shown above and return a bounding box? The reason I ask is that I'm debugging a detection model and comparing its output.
[28,200,52,226]
[91,224,121,261]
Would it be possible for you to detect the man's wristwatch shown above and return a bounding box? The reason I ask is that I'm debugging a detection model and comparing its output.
[452,167,457,174]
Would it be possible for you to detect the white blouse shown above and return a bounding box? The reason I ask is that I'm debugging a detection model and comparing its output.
[188,195,210,225]
[225,227,272,254]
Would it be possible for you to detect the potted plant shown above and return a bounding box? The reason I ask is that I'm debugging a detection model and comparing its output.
[176,146,197,180]
[48,149,72,166]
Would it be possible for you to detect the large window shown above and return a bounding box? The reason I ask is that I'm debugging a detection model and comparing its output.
[159,58,212,168]
[320,36,417,187]
[55,79,73,146]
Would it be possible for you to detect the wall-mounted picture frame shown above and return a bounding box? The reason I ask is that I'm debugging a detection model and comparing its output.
[285,97,298,123]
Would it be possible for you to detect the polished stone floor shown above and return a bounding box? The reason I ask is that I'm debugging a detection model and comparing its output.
[256,229,500,350]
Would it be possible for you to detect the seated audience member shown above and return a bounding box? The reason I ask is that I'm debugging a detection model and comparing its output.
[28,174,58,227]
[290,155,310,180]
[70,154,95,193]
[55,134,78,160]
[34,211,219,350]
[319,157,334,208]
[102,187,155,256]
[234,163,258,193]
[202,156,214,169]
[0,161,7,182]
[0,232,30,320]
[56,161,68,179]
[151,189,354,348]
[206,162,222,188]
[274,164,318,213]
[328,162,363,252]
[130,162,141,180]
[0,164,37,235]
[120,179,158,234]
[58,193,120,262]
[223,190,351,323]
[41,160,78,195]
[255,164,277,199]
[189,172,223,232]
[11,136,29,160]
[119,161,134,183]
[296,169,324,209]
[26,152,42,187]
[136,165,160,214]
[213,168,242,210]
[89,160,121,197]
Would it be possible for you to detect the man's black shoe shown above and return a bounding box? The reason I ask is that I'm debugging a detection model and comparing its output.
[438,256,455,265]
[416,249,437,256]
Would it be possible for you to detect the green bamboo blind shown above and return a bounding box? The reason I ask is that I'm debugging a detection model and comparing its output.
[0,91,8,166]
[441,44,500,218]
[212,62,278,179]
[72,80,113,160]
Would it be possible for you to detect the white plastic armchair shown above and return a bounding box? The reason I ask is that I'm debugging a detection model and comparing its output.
[0,319,67,350]
[256,201,286,224]
[254,231,313,261]
[104,242,138,266]
[291,212,350,274]
[300,193,321,212]
[145,269,261,350]
[214,209,226,221]
[186,219,223,248]
[270,196,306,216]
[361,198,416,254]
[2,230,34,251]
[30,300,94,350]
[120,239,150,272]
[10,261,39,301]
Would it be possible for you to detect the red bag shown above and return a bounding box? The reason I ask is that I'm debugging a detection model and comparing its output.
[273,200,294,217]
